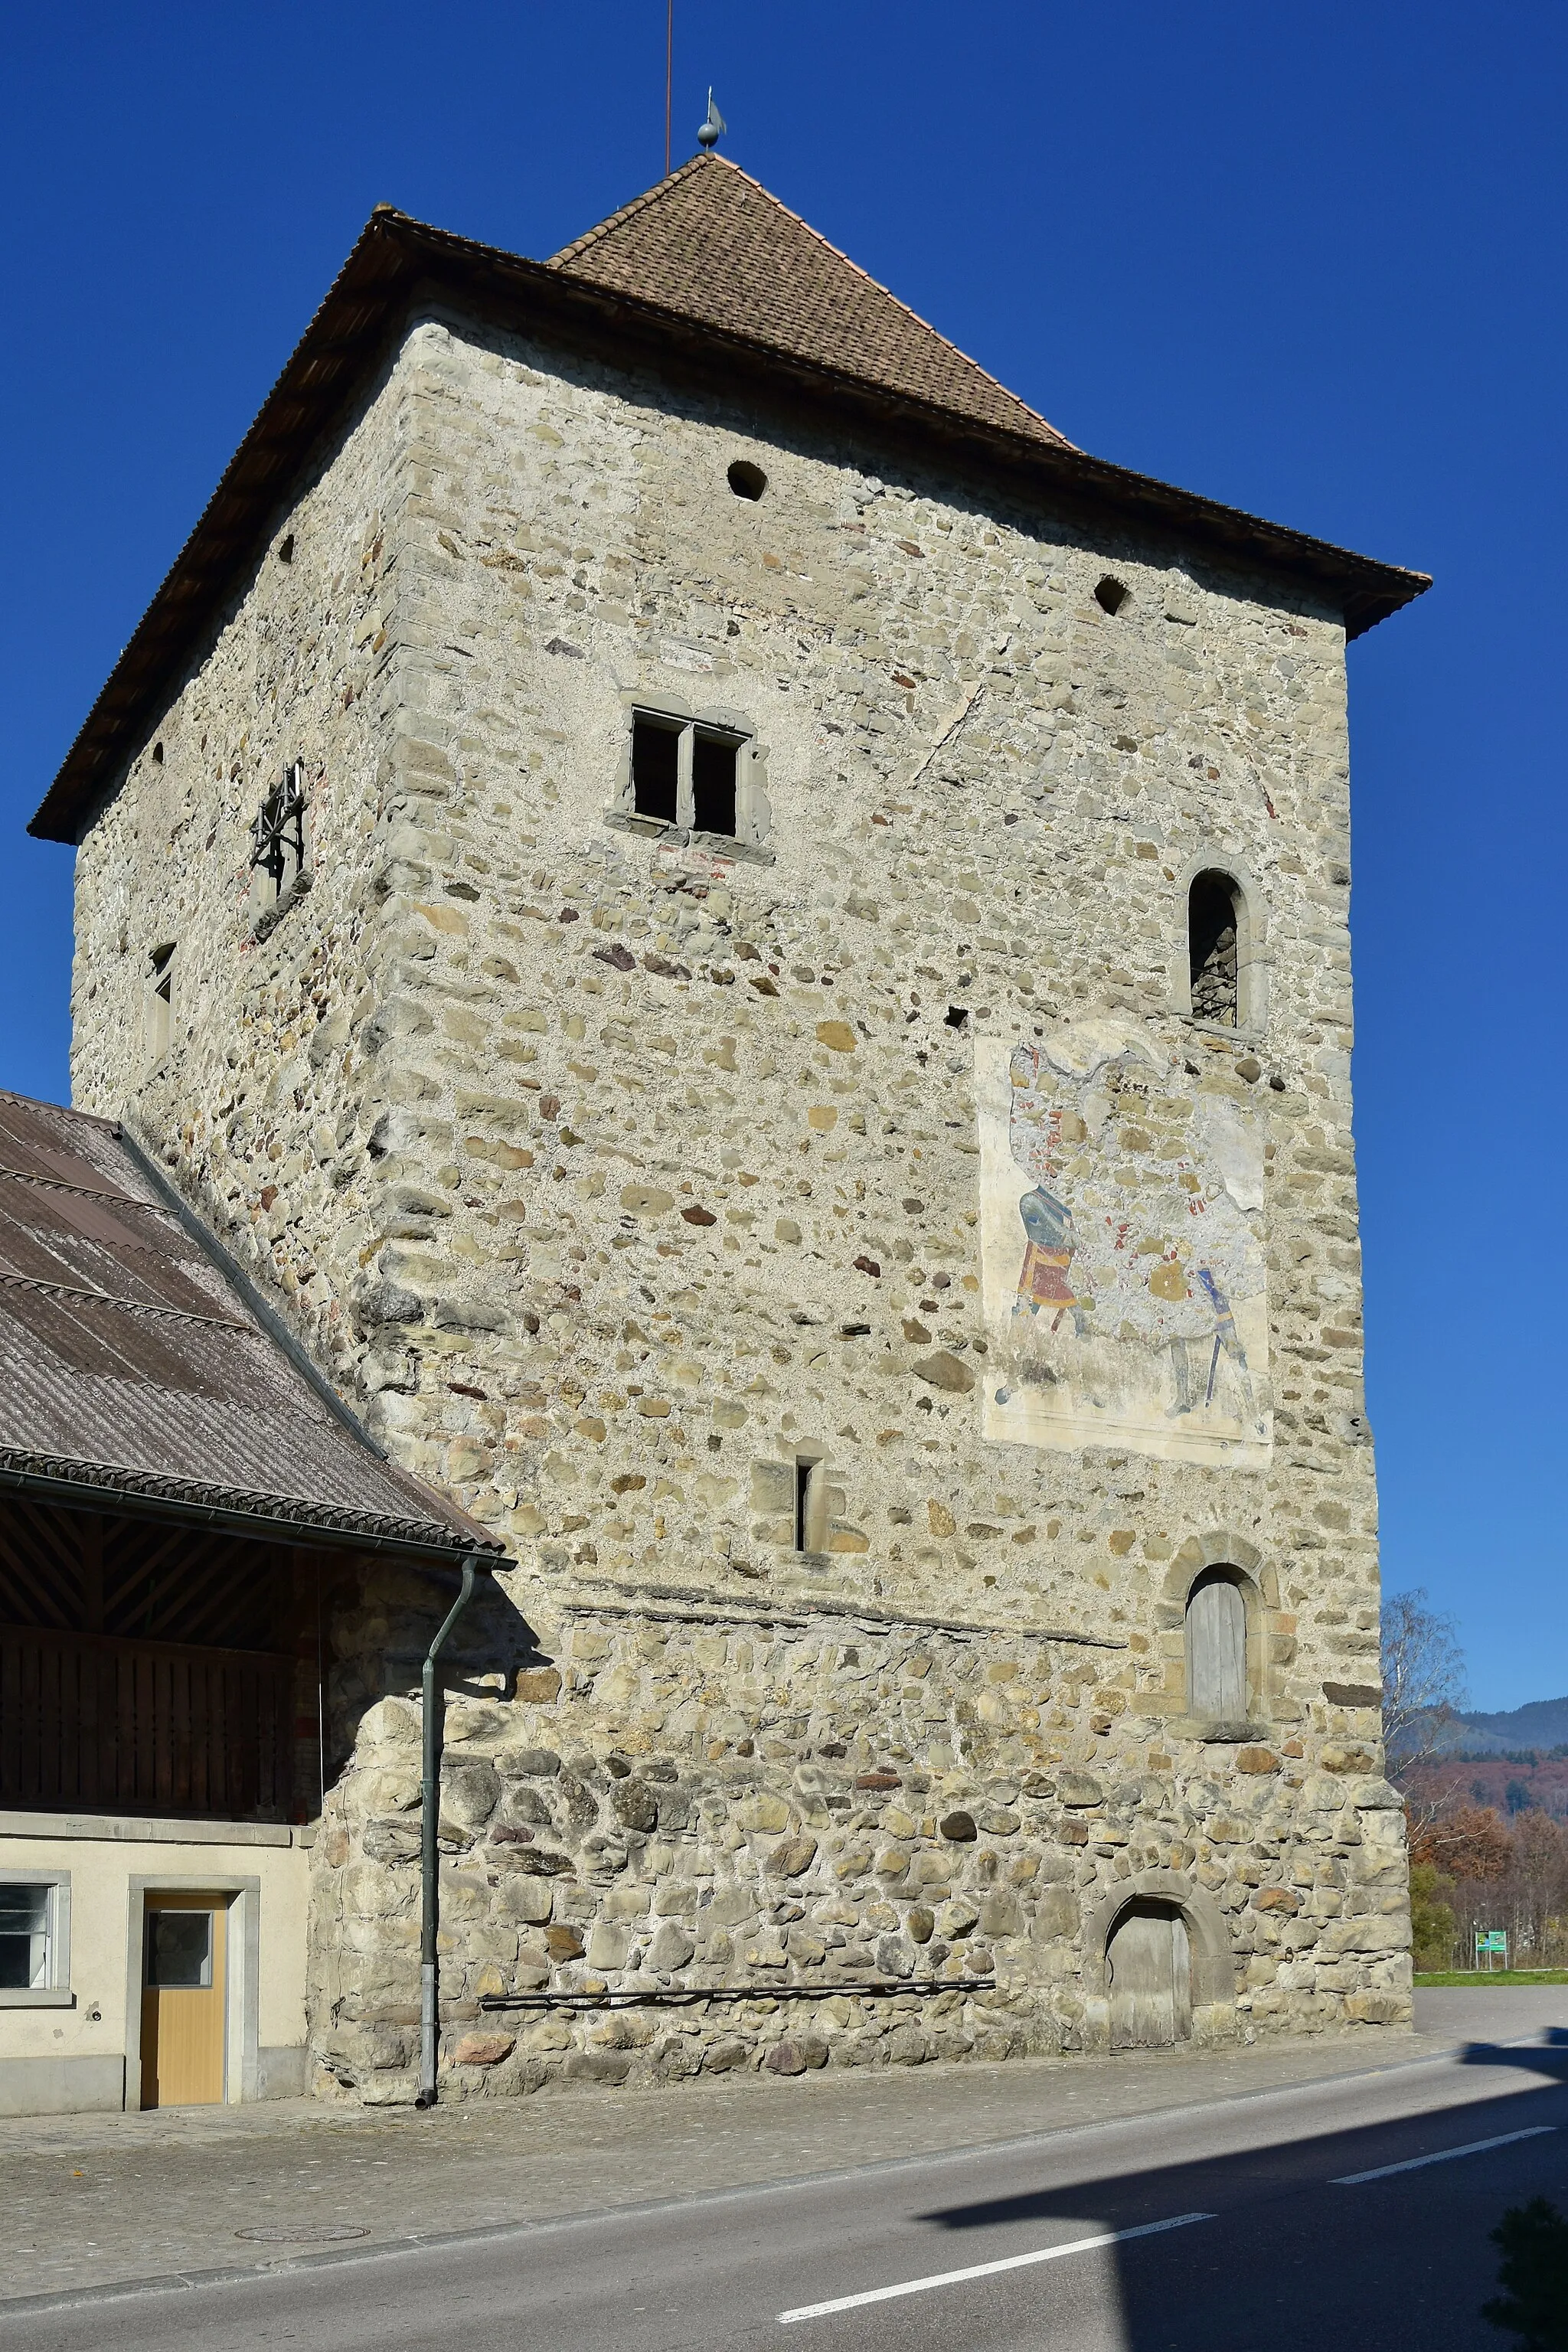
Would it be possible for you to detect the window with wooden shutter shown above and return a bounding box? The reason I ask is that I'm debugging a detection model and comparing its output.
[1186,1568,1248,1721]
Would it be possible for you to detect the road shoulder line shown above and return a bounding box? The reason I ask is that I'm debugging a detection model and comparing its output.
[777,2212,1215,2323]
[1332,2124,1555,2185]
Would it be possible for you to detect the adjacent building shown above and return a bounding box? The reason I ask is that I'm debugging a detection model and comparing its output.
[0,1092,497,2113]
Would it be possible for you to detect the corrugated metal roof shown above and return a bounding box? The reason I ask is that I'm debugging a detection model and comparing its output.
[0,1093,501,1557]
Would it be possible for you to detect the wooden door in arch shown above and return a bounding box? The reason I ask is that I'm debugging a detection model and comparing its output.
[1107,1900,1193,2049]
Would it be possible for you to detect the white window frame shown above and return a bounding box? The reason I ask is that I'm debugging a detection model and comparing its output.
[0,1870,73,2008]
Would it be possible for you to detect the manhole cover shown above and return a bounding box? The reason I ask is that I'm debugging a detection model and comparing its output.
[236,2225,371,2244]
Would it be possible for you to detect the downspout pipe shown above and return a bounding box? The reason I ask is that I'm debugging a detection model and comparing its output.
[416,1555,479,2109]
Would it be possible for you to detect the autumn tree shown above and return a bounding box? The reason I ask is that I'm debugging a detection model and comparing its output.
[1507,1811,1568,1961]
[1413,1805,1514,1882]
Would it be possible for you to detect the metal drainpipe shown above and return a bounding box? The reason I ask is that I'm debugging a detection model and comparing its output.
[416,1556,479,2109]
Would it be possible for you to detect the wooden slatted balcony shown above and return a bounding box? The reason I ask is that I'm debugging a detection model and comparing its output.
[0,1622,295,1819]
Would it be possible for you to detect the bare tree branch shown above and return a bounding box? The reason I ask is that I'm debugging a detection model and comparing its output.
[1382,1586,1468,1792]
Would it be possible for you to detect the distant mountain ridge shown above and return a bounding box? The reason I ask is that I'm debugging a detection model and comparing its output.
[1439,1697,1568,1756]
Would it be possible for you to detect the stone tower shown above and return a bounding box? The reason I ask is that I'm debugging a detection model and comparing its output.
[37,157,1429,2098]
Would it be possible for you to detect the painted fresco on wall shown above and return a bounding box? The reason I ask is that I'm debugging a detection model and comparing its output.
[977,1021,1271,1466]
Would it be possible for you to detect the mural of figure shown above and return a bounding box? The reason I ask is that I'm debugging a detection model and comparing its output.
[980,1022,1270,1466]
[1014,1185,1088,1337]
[1159,1259,1255,1419]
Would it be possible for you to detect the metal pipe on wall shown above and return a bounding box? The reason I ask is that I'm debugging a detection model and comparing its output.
[416,1556,479,2109]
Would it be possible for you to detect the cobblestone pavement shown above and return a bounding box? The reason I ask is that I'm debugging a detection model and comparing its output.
[2,1991,1560,2308]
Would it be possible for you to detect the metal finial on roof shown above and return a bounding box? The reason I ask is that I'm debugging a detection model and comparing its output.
[697,90,727,150]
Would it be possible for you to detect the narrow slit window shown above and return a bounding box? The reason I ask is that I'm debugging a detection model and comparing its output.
[1188,871,1240,1026]
[691,730,739,838]
[632,716,681,825]
[145,944,175,1065]
[793,1459,826,1555]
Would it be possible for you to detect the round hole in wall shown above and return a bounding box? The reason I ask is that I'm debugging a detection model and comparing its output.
[1094,574,1129,615]
[727,459,768,501]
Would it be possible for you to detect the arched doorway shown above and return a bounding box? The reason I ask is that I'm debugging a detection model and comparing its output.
[1106,1899,1193,2049]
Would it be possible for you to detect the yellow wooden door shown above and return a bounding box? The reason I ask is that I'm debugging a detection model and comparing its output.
[140,1894,227,2108]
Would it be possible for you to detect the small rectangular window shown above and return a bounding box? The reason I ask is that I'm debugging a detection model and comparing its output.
[0,1883,52,1989]
[145,1908,214,1989]
[632,716,681,825]
[619,710,761,850]
[691,730,739,838]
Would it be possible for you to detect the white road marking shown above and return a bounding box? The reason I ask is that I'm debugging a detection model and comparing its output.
[1333,2125,1556,2185]
[776,2211,1214,2324]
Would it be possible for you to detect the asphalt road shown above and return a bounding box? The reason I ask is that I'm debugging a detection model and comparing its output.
[10,2027,1568,2350]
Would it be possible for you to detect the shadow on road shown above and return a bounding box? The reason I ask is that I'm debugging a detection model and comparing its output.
[1462,2029,1568,2069]
[893,2049,1568,2352]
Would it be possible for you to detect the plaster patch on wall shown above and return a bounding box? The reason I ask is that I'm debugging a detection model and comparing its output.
[978,1024,1272,1467]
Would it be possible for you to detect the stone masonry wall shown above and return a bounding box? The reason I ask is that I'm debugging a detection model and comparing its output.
[67,300,1410,2095]
[309,1594,1405,2102]
[69,347,416,1400]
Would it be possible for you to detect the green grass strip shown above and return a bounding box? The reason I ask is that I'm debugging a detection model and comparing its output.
[1415,1970,1568,1987]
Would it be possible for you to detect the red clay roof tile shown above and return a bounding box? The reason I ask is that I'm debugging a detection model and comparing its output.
[550,155,1071,449]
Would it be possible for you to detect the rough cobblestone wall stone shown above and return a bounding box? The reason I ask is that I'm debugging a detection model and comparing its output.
[68,303,1408,2102]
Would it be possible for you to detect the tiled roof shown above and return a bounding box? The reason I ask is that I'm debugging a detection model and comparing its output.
[0,1092,502,1557]
[551,155,1070,449]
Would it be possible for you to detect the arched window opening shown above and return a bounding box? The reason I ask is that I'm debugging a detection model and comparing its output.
[1094,574,1129,616]
[1107,1900,1192,2047]
[1186,1567,1249,1722]
[1188,870,1240,1025]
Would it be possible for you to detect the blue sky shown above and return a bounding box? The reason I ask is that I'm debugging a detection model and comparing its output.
[4,3,1562,1707]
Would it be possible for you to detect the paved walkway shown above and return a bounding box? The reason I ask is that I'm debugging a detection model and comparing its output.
[3,1988,1562,2308]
